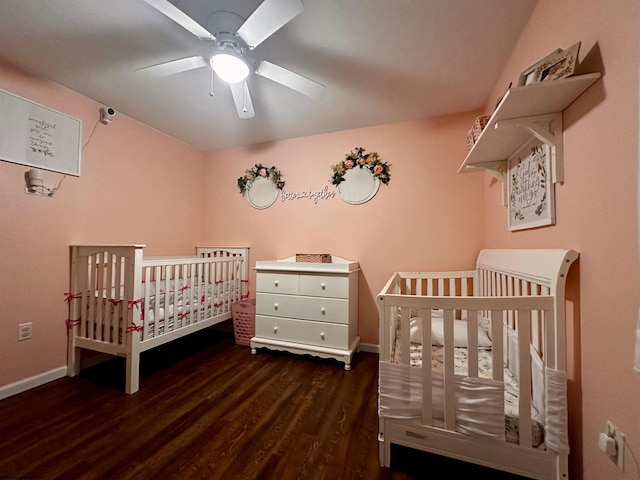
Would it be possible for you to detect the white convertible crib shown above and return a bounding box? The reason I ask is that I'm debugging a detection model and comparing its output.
[377,249,578,480]
[66,244,249,394]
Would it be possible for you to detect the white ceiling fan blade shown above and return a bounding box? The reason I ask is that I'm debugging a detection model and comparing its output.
[136,56,208,76]
[230,81,255,119]
[256,61,325,98]
[236,0,304,49]
[144,0,214,40]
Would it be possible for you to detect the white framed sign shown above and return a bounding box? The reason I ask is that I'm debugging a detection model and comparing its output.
[507,138,555,231]
[0,88,82,175]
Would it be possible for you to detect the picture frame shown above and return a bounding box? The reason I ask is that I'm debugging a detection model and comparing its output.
[535,41,581,83]
[0,88,82,175]
[517,48,562,86]
[507,137,555,231]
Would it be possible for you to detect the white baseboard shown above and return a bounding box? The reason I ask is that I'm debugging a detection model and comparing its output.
[358,342,379,354]
[0,366,67,401]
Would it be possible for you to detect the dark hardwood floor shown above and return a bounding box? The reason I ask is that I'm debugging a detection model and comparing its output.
[0,325,526,479]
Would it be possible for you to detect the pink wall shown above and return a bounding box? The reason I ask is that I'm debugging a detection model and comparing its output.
[480,1,639,478]
[201,116,485,344]
[0,61,205,387]
[1,1,638,477]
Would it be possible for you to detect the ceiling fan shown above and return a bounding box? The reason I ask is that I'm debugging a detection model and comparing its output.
[139,0,325,119]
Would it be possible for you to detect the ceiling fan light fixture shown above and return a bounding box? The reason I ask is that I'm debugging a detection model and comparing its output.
[210,52,250,84]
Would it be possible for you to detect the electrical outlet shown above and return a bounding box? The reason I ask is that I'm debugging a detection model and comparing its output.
[18,322,32,341]
[603,421,625,471]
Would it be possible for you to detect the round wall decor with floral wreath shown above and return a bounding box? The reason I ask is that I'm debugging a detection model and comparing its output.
[237,164,285,209]
[330,147,390,204]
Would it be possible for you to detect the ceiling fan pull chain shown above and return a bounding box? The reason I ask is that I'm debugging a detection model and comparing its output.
[209,69,215,97]
[242,82,248,113]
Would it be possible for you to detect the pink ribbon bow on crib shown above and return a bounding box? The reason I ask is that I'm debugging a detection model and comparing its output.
[128,299,142,309]
[65,318,81,329]
[63,292,82,303]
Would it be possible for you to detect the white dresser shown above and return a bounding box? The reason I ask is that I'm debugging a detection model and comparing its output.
[251,256,359,369]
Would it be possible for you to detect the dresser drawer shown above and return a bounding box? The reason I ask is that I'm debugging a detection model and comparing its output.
[299,274,349,298]
[255,315,349,349]
[256,293,349,324]
[256,272,299,295]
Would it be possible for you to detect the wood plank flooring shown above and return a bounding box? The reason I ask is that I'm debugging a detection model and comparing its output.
[0,326,525,479]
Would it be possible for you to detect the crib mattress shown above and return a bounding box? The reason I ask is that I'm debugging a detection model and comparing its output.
[391,340,545,447]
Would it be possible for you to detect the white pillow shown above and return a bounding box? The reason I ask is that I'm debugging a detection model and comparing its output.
[410,316,492,348]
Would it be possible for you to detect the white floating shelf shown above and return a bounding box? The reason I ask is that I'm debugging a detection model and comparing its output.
[458,72,601,185]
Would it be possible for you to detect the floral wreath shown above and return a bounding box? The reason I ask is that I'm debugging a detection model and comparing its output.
[237,164,285,195]
[330,147,391,186]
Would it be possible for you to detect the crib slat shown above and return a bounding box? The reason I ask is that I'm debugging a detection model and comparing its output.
[90,252,104,340]
[421,308,434,426]
[442,309,456,430]
[180,263,189,326]
[114,254,123,344]
[101,252,112,342]
[198,261,204,321]
[467,310,479,377]
[220,259,228,313]
[235,259,243,301]
[518,310,533,449]
[490,309,504,383]
[143,266,152,340]
[79,255,89,339]
[400,308,411,366]
[153,266,161,337]
[544,308,556,370]
[199,261,206,322]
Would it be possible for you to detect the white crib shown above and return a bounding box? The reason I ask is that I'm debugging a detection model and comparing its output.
[66,244,249,394]
[377,249,578,479]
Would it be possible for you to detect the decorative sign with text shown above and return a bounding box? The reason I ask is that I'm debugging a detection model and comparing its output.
[507,138,555,231]
[280,186,335,203]
[0,89,82,175]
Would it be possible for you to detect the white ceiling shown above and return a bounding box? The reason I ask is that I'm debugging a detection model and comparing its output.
[0,0,537,151]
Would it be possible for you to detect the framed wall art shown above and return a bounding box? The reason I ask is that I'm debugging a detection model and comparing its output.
[507,138,555,231]
[536,42,580,83]
[0,88,82,175]
[517,48,562,86]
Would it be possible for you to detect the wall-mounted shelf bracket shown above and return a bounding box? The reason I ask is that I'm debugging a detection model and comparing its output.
[465,161,506,183]
[495,112,564,184]
[465,162,508,205]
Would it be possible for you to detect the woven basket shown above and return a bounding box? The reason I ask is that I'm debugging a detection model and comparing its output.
[295,253,331,263]
[466,115,491,150]
[231,298,256,346]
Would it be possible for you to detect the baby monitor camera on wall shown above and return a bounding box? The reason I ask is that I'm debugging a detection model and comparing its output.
[100,107,116,124]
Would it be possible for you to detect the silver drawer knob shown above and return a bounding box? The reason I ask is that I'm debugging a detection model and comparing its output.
[274,326,278,334]
[320,307,326,314]
[320,282,326,289]
[274,280,279,287]
[320,332,325,340]
[273,303,279,310]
